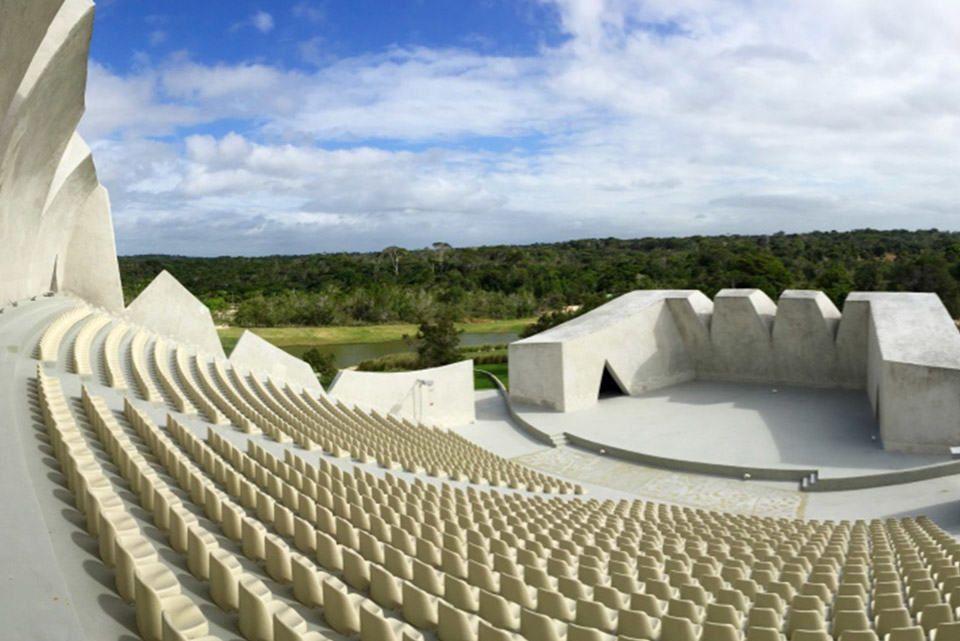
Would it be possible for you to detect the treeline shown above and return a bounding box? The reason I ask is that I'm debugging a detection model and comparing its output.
[119,229,960,324]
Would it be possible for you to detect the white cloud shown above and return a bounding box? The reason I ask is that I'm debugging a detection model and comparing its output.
[83,0,960,255]
[251,11,274,34]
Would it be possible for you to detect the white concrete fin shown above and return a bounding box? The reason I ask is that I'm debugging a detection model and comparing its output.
[0,0,119,308]
[772,290,842,386]
[706,289,777,382]
[0,0,66,119]
[125,270,225,358]
[230,330,323,393]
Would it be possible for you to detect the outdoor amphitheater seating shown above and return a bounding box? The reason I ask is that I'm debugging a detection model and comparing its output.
[29,303,960,641]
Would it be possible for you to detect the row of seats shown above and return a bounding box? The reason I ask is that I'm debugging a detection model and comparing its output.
[38,304,90,362]
[72,312,111,376]
[75,311,579,494]
[37,368,214,641]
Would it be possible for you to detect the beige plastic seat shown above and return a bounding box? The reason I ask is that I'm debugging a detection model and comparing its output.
[520,608,566,641]
[274,608,328,641]
[875,609,912,637]
[209,547,243,611]
[370,563,403,610]
[748,608,782,631]
[932,622,960,641]
[833,596,865,613]
[617,608,660,639]
[402,582,439,629]
[836,631,878,641]
[786,610,825,637]
[755,594,785,615]
[480,590,521,631]
[438,600,479,641]
[703,621,744,641]
[576,598,617,633]
[718,589,750,613]
[630,593,665,618]
[792,596,825,616]
[747,627,786,641]
[661,614,701,641]
[885,627,926,641]
[238,575,287,641]
[115,533,159,602]
[873,594,905,612]
[134,564,205,641]
[919,604,955,633]
[909,590,942,615]
[833,610,870,638]
[539,589,576,622]
[360,604,421,641]
[566,622,616,641]
[322,578,364,635]
[792,631,832,641]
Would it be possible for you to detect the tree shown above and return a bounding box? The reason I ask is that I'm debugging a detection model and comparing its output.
[380,246,407,277]
[430,241,453,274]
[415,312,462,368]
[301,348,338,386]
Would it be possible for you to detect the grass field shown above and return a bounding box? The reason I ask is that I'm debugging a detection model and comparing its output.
[474,363,509,390]
[218,317,534,354]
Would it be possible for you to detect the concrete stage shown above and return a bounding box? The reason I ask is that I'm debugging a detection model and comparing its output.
[512,381,949,477]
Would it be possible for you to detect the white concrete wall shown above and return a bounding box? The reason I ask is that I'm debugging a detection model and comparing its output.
[0,0,123,310]
[230,330,322,393]
[772,290,841,387]
[328,360,476,428]
[125,270,226,359]
[508,342,565,409]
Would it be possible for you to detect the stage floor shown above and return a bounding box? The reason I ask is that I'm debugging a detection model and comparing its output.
[512,381,948,477]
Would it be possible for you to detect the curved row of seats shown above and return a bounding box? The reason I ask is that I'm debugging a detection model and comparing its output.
[38,304,90,362]
[37,303,577,494]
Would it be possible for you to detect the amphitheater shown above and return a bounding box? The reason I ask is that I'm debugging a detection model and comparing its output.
[6,2,960,641]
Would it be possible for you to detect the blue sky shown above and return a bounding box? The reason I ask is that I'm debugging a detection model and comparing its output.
[81,1,960,256]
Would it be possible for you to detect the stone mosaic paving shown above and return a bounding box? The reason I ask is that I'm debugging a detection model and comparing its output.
[514,446,806,519]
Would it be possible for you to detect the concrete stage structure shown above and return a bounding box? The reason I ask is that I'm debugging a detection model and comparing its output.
[5,2,960,641]
[510,288,960,453]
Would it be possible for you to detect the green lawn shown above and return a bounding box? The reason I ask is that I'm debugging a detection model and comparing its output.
[474,362,509,390]
[218,317,534,354]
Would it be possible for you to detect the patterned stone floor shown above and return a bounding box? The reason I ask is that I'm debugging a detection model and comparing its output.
[514,446,807,519]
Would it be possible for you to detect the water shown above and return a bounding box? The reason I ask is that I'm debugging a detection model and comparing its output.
[282,331,519,368]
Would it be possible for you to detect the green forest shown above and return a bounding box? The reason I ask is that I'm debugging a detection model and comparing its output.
[119,229,960,326]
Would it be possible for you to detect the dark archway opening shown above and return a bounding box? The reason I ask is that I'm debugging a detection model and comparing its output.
[598,364,628,399]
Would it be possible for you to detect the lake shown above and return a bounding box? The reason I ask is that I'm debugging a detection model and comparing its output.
[281,331,519,368]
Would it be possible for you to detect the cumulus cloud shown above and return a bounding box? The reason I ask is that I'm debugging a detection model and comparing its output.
[83,0,960,255]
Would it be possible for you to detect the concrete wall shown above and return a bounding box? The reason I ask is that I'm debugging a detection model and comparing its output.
[230,330,322,393]
[125,270,226,359]
[0,0,123,310]
[328,360,476,428]
[510,288,960,453]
